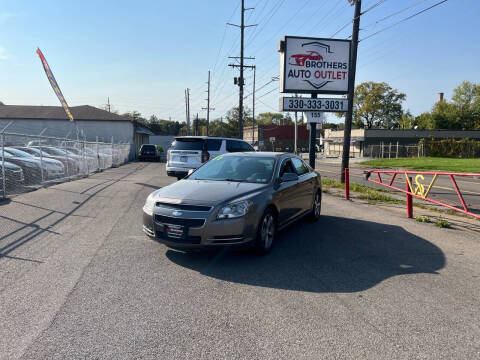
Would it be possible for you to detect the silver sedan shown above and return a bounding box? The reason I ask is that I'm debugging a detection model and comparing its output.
[143,152,322,254]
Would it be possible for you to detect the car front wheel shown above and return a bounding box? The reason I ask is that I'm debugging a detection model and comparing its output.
[255,208,277,255]
[307,190,321,222]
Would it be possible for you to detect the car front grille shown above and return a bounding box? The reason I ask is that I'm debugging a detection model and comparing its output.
[154,214,205,228]
[6,169,24,182]
[155,202,212,212]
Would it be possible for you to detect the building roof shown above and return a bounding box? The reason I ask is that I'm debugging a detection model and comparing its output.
[0,104,130,121]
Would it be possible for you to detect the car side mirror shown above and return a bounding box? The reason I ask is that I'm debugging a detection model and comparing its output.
[280,172,298,183]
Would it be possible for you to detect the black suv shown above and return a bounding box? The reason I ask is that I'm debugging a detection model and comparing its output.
[138,144,159,162]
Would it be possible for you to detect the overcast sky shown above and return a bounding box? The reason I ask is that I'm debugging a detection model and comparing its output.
[0,0,478,123]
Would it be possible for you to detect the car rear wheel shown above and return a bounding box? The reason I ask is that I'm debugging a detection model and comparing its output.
[307,190,321,222]
[255,208,277,255]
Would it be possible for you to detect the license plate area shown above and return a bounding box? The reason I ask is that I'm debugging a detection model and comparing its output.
[165,224,184,239]
[180,156,188,162]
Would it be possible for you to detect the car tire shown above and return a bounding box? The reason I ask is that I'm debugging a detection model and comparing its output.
[307,190,322,222]
[255,208,277,255]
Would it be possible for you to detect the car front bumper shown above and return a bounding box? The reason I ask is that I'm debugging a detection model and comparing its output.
[142,207,257,249]
[165,165,195,178]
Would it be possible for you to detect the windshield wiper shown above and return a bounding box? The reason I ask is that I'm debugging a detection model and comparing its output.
[223,178,248,182]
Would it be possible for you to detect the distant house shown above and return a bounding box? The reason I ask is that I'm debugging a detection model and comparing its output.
[324,128,480,157]
[243,124,310,151]
[0,104,154,159]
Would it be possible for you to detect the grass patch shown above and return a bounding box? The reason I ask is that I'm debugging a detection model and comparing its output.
[434,218,451,228]
[358,157,480,173]
[415,215,431,223]
[357,192,403,204]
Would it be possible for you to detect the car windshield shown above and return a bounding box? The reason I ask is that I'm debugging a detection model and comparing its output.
[188,155,275,184]
[42,147,67,156]
[20,147,41,156]
[4,148,33,158]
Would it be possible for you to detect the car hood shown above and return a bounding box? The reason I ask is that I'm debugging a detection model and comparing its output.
[3,156,40,165]
[2,161,22,170]
[153,179,269,205]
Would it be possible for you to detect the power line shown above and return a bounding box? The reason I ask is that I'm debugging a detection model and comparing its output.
[362,0,429,31]
[361,0,449,42]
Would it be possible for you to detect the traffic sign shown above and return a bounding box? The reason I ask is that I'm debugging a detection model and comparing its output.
[280,97,348,112]
[303,112,325,124]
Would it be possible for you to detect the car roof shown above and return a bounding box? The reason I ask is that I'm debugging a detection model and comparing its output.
[220,151,291,158]
[174,136,249,141]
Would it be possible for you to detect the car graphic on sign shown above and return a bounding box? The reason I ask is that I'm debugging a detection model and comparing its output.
[289,51,324,66]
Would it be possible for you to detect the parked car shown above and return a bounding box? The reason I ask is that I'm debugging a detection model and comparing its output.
[0,150,44,184]
[5,147,65,180]
[138,144,159,162]
[0,161,25,188]
[38,146,87,175]
[65,147,99,173]
[166,136,255,180]
[16,146,78,177]
[144,152,321,254]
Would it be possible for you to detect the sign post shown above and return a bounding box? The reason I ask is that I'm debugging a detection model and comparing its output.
[279,36,350,169]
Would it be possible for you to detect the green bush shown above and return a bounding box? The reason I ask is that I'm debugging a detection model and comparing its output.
[419,138,480,158]
[156,145,164,153]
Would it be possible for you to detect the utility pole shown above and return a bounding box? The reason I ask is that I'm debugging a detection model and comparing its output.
[195,113,199,136]
[341,0,362,183]
[228,0,256,139]
[202,70,215,136]
[294,94,298,154]
[185,88,191,135]
[107,97,111,112]
[252,65,256,147]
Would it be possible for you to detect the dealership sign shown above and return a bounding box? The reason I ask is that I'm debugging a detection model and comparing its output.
[280,97,348,112]
[279,36,351,94]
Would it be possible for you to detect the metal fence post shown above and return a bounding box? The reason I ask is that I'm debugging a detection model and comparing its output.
[96,136,100,171]
[396,141,399,158]
[39,141,44,183]
[111,136,114,167]
[2,133,6,199]
[64,137,70,179]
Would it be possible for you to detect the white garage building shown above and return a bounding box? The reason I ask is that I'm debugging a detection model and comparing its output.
[0,104,153,160]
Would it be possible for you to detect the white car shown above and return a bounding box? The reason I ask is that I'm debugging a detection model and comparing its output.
[166,136,255,179]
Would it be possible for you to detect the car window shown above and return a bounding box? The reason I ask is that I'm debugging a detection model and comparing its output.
[226,140,241,152]
[240,141,254,152]
[206,139,222,151]
[291,158,309,176]
[279,159,296,177]
[171,138,205,151]
[189,156,275,184]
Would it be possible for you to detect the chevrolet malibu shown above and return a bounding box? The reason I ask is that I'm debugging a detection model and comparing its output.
[143,152,321,254]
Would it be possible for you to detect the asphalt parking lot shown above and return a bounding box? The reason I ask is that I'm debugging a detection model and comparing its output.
[1,162,479,359]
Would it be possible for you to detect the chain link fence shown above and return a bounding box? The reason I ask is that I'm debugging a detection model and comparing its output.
[1,132,130,198]
[366,143,425,159]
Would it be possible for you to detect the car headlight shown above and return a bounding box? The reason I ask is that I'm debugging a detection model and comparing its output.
[143,192,156,216]
[217,200,251,219]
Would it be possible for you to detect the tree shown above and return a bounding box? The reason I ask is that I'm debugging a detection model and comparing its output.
[255,112,292,126]
[451,81,480,129]
[339,81,406,129]
[398,111,415,130]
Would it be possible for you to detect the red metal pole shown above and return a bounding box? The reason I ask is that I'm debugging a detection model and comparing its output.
[406,176,413,218]
[345,168,350,200]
